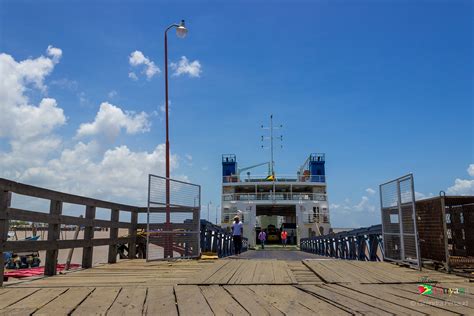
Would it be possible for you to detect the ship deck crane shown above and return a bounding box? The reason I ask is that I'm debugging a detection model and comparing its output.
[238,162,270,176]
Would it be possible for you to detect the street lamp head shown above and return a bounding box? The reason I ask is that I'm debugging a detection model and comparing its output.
[176,20,188,38]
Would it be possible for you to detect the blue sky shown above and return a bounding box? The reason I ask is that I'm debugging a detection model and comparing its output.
[1,0,472,227]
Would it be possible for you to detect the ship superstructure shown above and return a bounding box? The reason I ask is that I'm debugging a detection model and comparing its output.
[221,153,331,248]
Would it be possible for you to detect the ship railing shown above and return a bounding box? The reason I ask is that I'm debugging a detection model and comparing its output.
[200,220,248,257]
[302,213,330,224]
[222,174,325,183]
[300,224,383,261]
[222,192,327,202]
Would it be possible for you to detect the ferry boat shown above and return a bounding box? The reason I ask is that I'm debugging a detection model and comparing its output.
[220,153,331,248]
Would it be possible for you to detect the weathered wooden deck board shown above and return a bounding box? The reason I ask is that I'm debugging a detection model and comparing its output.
[303,259,468,284]
[0,258,472,315]
[0,288,39,309]
[331,283,466,315]
[182,260,229,284]
[1,288,66,315]
[205,260,242,284]
[200,285,250,315]
[300,284,431,316]
[175,285,214,316]
[107,287,147,316]
[34,287,94,316]
[142,286,177,316]
[184,259,297,285]
[249,285,349,315]
[296,284,396,316]
[287,261,324,284]
[71,287,120,315]
[224,285,285,315]
[228,260,258,284]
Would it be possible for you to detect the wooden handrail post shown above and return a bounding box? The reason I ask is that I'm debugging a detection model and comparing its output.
[128,211,138,259]
[193,210,200,257]
[0,190,12,286]
[65,215,83,270]
[82,206,96,269]
[45,200,63,276]
[108,209,119,264]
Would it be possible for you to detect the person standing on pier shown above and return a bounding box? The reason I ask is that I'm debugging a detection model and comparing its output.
[258,229,267,249]
[281,230,288,247]
[232,215,243,255]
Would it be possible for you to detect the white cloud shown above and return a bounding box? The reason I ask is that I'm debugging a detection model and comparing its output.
[0,48,66,141]
[184,154,193,166]
[331,194,377,215]
[447,179,474,195]
[17,142,178,203]
[330,192,380,228]
[365,188,376,195]
[46,45,62,62]
[128,51,160,80]
[76,102,150,142]
[446,164,474,196]
[128,72,138,81]
[0,48,184,208]
[51,78,78,90]
[468,164,474,177]
[157,101,171,121]
[170,56,202,77]
[354,196,376,212]
[108,90,117,99]
[414,191,434,200]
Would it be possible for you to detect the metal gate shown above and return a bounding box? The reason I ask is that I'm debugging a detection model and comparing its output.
[379,174,421,268]
[146,174,201,260]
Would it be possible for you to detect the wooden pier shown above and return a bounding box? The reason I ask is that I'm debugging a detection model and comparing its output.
[1,257,473,315]
[1,178,473,315]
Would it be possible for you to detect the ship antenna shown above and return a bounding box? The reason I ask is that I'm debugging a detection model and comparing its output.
[261,114,283,177]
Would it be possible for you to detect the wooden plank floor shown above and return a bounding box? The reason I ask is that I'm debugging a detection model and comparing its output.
[183,260,297,285]
[1,258,473,315]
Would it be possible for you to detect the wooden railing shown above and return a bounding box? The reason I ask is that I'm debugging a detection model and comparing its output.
[0,178,139,286]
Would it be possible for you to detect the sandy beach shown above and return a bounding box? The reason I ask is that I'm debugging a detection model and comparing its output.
[8,229,130,267]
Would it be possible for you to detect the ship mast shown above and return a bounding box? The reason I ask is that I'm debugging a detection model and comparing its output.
[261,114,283,177]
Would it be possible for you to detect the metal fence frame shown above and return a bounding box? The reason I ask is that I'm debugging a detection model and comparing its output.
[146,174,201,261]
[379,174,421,269]
[416,195,474,271]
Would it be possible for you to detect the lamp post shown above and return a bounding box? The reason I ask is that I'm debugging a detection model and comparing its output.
[164,20,187,258]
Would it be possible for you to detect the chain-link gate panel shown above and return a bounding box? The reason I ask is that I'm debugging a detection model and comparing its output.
[147,174,200,260]
[380,174,421,268]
